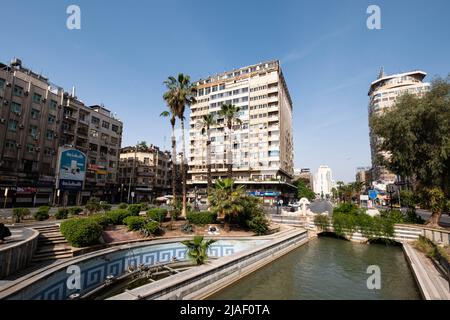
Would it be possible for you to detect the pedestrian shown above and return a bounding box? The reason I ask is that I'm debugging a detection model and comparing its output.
[0,223,11,244]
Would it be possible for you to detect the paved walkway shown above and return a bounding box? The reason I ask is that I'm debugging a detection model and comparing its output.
[403,243,450,300]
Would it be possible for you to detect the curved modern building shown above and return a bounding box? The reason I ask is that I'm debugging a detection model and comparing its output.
[368,69,430,183]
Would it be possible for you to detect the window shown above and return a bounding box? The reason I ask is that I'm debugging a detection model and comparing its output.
[49,100,58,110]
[198,88,204,96]
[219,84,225,90]
[212,85,218,92]
[102,121,110,129]
[26,144,35,153]
[13,85,23,97]
[89,129,99,138]
[32,93,42,103]
[5,140,16,149]
[44,148,53,156]
[0,78,5,89]
[48,115,56,124]
[8,120,18,132]
[29,125,38,138]
[11,102,21,114]
[30,108,40,119]
[111,124,119,133]
[144,157,150,164]
[205,87,211,95]
[91,116,100,125]
[46,130,54,140]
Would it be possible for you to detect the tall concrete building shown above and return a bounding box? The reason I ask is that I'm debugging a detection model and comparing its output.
[119,144,171,203]
[188,60,296,204]
[313,165,333,198]
[0,59,122,206]
[368,69,430,183]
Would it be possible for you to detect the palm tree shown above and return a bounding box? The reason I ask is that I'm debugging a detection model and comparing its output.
[163,74,197,218]
[160,110,177,207]
[181,236,216,265]
[336,181,345,203]
[201,114,216,193]
[208,178,245,232]
[218,104,242,179]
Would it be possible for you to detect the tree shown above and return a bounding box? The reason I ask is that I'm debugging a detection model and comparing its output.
[137,141,147,150]
[336,181,345,203]
[293,179,315,201]
[218,104,242,179]
[181,236,216,265]
[208,178,245,232]
[201,114,216,193]
[160,110,177,206]
[371,77,450,227]
[163,74,197,218]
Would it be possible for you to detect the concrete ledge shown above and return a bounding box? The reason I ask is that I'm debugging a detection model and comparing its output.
[108,228,308,300]
[403,243,450,300]
[0,228,39,279]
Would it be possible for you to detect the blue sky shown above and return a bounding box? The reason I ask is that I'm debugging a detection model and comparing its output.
[1,0,449,182]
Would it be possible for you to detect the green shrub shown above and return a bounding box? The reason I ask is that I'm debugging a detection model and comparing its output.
[142,220,161,236]
[118,202,128,209]
[55,208,69,220]
[12,208,30,223]
[186,211,217,225]
[139,202,149,211]
[380,209,404,223]
[247,212,269,235]
[100,202,112,212]
[88,214,111,228]
[34,206,50,221]
[85,197,101,214]
[127,204,142,215]
[106,209,132,225]
[60,218,103,247]
[314,214,330,230]
[123,216,146,231]
[404,208,425,224]
[68,207,83,216]
[147,208,168,222]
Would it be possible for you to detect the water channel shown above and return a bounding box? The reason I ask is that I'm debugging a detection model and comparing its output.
[209,236,421,300]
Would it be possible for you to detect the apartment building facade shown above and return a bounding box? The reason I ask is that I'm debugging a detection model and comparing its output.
[188,60,296,204]
[368,69,430,184]
[313,165,334,198]
[119,144,171,203]
[0,59,122,207]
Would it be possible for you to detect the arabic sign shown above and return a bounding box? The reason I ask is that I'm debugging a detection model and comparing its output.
[57,147,86,191]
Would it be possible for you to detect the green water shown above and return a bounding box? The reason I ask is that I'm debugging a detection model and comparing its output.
[209,236,421,300]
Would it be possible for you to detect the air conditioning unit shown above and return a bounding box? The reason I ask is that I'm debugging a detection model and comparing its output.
[6,82,11,87]
[36,147,41,152]
[58,105,62,109]
[42,98,47,103]
[0,118,5,123]
[3,100,8,105]
[16,144,22,148]
[19,124,24,129]
[24,91,29,96]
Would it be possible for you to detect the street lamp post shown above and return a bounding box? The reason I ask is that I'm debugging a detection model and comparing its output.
[3,188,9,209]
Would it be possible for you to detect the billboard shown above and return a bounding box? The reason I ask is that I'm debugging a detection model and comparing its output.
[56,147,87,191]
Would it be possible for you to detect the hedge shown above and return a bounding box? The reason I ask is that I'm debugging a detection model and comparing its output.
[106,209,133,225]
[60,218,103,247]
[123,216,146,231]
[12,208,30,222]
[127,204,142,215]
[88,214,112,228]
[55,208,69,220]
[147,208,168,222]
[143,220,161,235]
[34,206,50,221]
[118,203,128,209]
[186,211,217,225]
[68,207,83,216]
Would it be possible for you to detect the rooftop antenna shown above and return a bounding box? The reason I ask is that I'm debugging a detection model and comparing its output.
[377,67,385,79]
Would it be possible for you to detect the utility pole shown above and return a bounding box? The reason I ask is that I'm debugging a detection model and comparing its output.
[127,143,137,203]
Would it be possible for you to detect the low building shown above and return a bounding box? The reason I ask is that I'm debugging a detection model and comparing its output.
[119,144,171,203]
[313,165,333,198]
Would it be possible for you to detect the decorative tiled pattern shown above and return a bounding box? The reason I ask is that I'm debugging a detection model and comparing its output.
[11,241,255,300]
